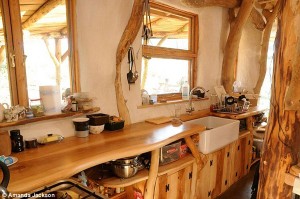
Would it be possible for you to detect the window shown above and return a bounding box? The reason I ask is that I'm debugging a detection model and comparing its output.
[0,0,79,107]
[141,2,198,100]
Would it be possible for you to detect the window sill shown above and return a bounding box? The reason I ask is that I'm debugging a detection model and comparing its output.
[0,107,100,128]
[137,98,209,109]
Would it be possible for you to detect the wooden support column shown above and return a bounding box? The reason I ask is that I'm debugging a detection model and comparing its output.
[61,50,69,62]
[257,0,300,198]
[55,38,62,86]
[0,46,6,65]
[254,0,280,94]
[115,0,144,125]
[43,38,61,86]
[221,0,254,93]
[8,0,28,106]
[184,136,208,198]
[144,148,159,199]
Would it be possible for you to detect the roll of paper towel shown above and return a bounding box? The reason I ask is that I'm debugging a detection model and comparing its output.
[293,177,300,195]
[39,86,61,115]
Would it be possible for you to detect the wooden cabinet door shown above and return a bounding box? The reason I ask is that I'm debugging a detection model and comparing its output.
[240,133,253,177]
[230,139,242,184]
[154,164,193,199]
[244,133,253,174]
[198,153,213,199]
[221,143,234,193]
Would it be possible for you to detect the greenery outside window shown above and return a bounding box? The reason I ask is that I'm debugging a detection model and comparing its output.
[141,2,198,101]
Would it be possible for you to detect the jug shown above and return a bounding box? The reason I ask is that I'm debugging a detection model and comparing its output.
[0,103,9,122]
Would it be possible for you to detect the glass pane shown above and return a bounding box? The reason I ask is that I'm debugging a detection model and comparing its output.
[143,7,190,50]
[20,0,70,104]
[0,6,11,106]
[141,57,189,94]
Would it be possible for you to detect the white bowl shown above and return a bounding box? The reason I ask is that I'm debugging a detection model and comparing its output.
[89,125,104,134]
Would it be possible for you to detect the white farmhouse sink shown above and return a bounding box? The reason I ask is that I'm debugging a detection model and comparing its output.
[187,116,240,154]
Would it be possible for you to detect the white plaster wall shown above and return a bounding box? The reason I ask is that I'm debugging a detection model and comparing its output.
[4,1,230,140]
[76,0,228,123]
[236,20,262,91]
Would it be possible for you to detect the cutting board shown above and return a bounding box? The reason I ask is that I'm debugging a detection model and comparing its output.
[145,116,172,125]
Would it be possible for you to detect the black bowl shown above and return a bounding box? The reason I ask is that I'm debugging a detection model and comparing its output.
[86,113,109,126]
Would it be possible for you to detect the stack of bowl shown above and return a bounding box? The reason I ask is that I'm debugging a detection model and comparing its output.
[86,113,109,134]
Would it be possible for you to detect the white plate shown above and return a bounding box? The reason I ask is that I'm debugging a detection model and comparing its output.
[6,156,18,167]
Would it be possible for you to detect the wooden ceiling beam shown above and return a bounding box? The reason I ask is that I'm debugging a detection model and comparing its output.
[22,0,64,29]
[150,9,188,21]
[180,0,241,8]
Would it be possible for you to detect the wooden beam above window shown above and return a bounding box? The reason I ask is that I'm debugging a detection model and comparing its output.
[22,0,64,29]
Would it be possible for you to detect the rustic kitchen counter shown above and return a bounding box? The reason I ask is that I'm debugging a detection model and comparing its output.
[6,121,205,193]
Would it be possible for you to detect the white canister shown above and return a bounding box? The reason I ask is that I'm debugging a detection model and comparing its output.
[39,86,61,115]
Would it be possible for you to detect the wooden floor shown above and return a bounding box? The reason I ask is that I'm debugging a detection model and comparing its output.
[217,164,257,199]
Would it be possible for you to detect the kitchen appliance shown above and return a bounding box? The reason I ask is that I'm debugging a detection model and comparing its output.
[21,179,108,199]
[0,161,10,198]
[0,162,108,199]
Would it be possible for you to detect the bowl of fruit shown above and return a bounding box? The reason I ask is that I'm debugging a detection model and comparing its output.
[104,116,125,131]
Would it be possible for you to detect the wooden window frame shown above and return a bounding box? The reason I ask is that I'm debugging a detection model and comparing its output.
[0,0,80,107]
[142,2,199,102]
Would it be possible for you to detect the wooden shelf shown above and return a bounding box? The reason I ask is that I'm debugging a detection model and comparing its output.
[0,107,100,128]
[109,192,127,199]
[101,154,195,188]
[137,98,209,109]
[239,130,251,138]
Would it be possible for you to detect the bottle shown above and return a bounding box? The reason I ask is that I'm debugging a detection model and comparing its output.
[182,81,190,100]
[10,129,24,152]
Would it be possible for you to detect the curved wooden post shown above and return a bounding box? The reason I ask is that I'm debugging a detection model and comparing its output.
[221,0,254,93]
[115,0,144,124]
[254,0,280,94]
[257,0,300,198]
[184,136,208,198]
[144,148,159,199]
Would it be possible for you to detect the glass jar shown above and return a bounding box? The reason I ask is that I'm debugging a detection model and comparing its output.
[210,94,220,111]
[30,98,45,117]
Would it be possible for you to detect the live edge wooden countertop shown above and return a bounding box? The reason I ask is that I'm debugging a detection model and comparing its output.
[7,121,205,193]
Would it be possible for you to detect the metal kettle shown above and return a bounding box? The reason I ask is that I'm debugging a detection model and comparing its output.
[0,161,10,198]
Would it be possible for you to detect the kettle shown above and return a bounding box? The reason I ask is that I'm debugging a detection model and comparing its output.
[0,161,10,198]
[0,103,9,122]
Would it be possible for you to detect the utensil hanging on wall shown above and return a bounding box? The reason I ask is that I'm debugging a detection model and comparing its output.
[142,0,152,44]
[127,47,138,90]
